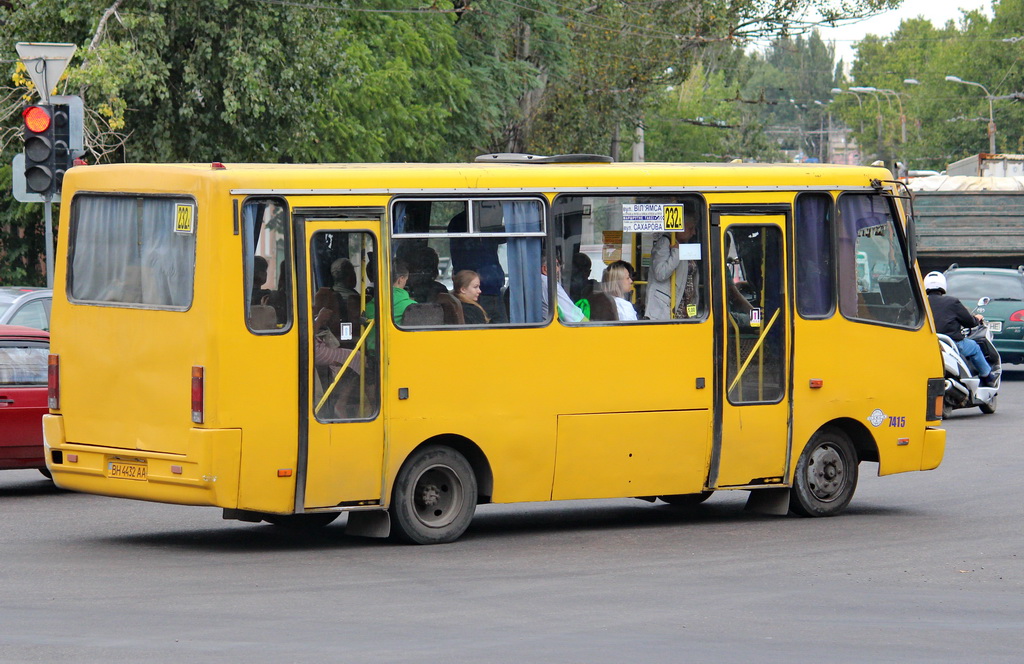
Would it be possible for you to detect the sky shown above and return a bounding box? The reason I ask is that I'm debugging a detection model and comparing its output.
[818,0,994,64]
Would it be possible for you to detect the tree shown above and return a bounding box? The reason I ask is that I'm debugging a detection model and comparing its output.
[0,0,903,284]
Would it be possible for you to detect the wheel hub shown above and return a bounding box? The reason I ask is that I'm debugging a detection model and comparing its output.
[411,464,463,527]
[807,444,845,501]
[418,484,441,508]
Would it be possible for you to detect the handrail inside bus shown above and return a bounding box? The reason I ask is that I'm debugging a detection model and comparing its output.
[315,319,376,416]
[727,308,781,396]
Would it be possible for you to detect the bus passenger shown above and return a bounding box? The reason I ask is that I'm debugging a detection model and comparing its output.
[251,255,272,305]
[453,270,490,324]
[602,262,638,321]
[540,254,587,322]
[478,263,508,323]
[570,252,597,303]
[313,307,361,375]
[401,244,448,304]
[645,230,697,320]
[365,259,414,327]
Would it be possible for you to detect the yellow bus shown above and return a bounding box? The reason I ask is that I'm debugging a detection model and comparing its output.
[43,156,946,544]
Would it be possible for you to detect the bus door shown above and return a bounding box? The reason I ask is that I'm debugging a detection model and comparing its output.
[296,207,385,510]
[709,210,791,489]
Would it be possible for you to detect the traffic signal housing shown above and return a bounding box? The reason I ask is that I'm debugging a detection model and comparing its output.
[51,104,71,192]
[21,103,74,197]
[22,104,56,195]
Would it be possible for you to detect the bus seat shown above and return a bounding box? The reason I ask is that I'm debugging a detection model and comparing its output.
[249,304,279,330]
[435,292,465,325]
[401,303,444,327]
[586,292,619,322]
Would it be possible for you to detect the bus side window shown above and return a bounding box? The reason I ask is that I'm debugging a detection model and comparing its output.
[392,198,546,328]
[795,193,835,318]
[837,193,922,328]
[243,197,291,333]
[553,195,705,324]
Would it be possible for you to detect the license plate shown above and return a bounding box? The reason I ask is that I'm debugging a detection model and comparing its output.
[107,459,147,481]
[989,321,1003,333]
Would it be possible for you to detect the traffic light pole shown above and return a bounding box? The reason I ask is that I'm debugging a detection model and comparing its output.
[44,197,54,288]
[15,43,77,288]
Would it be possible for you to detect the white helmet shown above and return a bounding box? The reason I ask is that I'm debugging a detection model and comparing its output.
[924,271,946,292]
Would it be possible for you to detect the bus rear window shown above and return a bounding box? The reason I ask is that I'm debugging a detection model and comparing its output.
[68,195,196,309]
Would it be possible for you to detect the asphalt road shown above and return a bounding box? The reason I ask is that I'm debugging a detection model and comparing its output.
[2,371,1023,663]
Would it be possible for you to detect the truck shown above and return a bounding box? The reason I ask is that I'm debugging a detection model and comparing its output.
[945,153,1024,177]
[907,175,1024,273]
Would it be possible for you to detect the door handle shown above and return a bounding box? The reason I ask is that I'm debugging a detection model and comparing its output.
[0,398,14,405]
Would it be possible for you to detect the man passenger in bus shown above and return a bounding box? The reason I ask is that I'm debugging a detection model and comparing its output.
[477,264,508,323]
[251,256,272,305]
[453,270,490,324]
[540,253,586,322]
[570,252,597,303]
[401,244,449,304]
[447,210,504,279]
[602,262,638,321]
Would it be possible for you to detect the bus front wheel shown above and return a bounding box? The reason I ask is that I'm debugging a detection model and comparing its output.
[390,445,477,545]
[789,427,858,517]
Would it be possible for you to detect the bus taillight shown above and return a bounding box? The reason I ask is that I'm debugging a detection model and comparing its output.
[48,354,60,410]
[927,377,945,421]
[191,366,205,424]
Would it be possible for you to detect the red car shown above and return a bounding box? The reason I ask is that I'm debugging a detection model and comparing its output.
[0,325,49,475]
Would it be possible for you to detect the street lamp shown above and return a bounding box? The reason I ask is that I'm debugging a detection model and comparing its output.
[945,74,996,153]
[832,87,865,133]
[850,86,884,161]
[877,88,907,143]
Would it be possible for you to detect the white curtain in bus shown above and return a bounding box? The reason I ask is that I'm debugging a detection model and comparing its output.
[70,196,194,308]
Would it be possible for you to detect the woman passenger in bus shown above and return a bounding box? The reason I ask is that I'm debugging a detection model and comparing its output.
[645,227,699,320]
[601,262,637,321]
[452,270,490,324]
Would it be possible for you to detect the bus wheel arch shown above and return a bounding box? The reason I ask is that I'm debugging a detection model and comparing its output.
[389,437,490,545]
[789,424,860,517]
[416,433,493,503]
[823,417,878,463]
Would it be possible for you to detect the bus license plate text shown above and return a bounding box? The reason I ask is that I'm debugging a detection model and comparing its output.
[108,461,147,481]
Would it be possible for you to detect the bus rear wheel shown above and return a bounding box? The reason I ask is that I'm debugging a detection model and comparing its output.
[789,427,858,517]
[390,445,477,545]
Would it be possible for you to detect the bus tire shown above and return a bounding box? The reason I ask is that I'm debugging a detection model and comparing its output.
[789,427,858,518]
[390,445,477,545]
[264,513,339,530]
[659,491,713,506]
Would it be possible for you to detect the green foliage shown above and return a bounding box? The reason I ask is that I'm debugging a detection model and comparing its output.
[837,0,1024,171]
[0,0,913,283]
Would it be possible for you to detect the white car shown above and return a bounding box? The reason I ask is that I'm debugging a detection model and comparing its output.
[0,287,52,331]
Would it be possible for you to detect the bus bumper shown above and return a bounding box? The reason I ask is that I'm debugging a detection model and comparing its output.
[921,426,945,471]
[42,414,241,508]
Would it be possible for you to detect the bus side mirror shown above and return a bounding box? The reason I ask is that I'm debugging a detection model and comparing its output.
[905,215,917,266]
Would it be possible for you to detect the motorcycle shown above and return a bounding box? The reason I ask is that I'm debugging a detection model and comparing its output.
[937,297,1001,417]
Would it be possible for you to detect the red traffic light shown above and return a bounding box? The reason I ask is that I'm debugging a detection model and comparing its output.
[23,105,52,133]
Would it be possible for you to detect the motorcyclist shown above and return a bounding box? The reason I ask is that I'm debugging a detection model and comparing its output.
[924,271,995,386]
